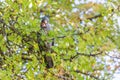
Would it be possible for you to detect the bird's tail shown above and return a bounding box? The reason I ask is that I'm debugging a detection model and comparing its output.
[44,55,54,68]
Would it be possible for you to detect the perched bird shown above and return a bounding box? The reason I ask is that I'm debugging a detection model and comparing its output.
[37,16,54,68]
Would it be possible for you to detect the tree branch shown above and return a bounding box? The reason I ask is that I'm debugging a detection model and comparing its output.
[63,51,103,61]
[75,70,99,79]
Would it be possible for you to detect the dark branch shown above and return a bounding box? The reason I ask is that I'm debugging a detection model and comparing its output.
[63,51,103,61]
[75,70,99,79]
[83,14,102,21]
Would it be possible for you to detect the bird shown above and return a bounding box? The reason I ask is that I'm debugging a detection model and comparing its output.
[37,16,54,68]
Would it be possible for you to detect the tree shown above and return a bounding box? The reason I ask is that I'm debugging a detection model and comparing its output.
[0,0,120,79]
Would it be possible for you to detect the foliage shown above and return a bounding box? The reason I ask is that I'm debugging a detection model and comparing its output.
[0,0,120,80]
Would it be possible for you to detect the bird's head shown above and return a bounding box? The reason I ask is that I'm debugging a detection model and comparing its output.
[41,16,49,28]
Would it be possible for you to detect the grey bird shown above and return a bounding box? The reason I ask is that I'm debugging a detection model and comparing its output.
[37,16,54,68]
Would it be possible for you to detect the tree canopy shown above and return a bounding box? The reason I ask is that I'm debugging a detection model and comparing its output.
[0,0,120,80]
